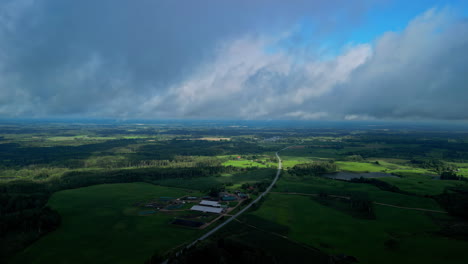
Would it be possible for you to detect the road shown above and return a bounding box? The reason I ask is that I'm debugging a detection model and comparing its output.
[177,148,287,254]
[164,143,445,262]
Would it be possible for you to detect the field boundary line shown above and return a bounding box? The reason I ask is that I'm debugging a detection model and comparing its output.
[271,192,447,214]
[373,202,447,213]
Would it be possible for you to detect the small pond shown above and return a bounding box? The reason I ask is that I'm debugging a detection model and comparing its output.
[322,172,398,181]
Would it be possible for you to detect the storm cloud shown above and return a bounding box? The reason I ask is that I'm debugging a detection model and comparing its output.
[0,1,467,120]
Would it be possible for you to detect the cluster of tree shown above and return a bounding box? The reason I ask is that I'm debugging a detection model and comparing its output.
[206,185,225,197]
[345,155,364,162]
[0,140,136,169]
[133,140,268,161]
[0,183,59,261]
[0,206,60,259]
[436,186,468,220]
[241,181,271,193]
[289,161,337,177]
[440,170,463,180]
[0,137,273,171]
[344,133,468,162]
[349,195,375,220]
[410,159,456,172]
[58,166,242,190]
[305,144,344,150]
[86,155,224,170]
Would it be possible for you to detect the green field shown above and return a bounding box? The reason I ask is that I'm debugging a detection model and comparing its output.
[378,175,462,195]
[276,174,443,210]
[12,183,203,264]
[222,159,270,168]
[246,193,468,264]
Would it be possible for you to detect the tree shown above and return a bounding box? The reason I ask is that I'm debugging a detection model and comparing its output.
[440,170,459,180]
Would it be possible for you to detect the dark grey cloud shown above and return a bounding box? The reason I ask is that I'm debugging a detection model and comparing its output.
[1,2,467,121]
[0,0,377,117]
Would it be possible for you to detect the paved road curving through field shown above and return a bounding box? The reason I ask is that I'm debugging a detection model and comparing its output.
[167,146,290,261]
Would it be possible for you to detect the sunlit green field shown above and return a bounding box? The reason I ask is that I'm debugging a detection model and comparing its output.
[459,168,468,177]
[222,159,269,168]
[12,183,203,264]
[335,161,434,174]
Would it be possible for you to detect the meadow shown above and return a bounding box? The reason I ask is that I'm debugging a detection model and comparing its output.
[246,192,468,264]
[275,174,443,210]
[11,183,204,264]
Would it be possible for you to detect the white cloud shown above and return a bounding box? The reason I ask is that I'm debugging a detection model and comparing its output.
[335,7,468,120]
[139,7,468,121]
[344,114,373,121]
[141,34,371,119]
[284,111,329,120]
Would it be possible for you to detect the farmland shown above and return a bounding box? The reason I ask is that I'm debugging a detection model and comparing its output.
[11,183,204,264]
[246,193,468,264]
[2,120,468,263]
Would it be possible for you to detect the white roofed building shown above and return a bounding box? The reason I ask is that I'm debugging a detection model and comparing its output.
[199,200,221,207]
[190,205,223,214]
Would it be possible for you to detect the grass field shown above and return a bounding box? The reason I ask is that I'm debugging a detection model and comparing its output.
[246,193,468,264]
[336,161,385,172]
[459,168,468,177]
[222,160,270,168]
[378,175,463,195]
[276,174,443,210]
[335,161,434,174]
[12,183,204,264]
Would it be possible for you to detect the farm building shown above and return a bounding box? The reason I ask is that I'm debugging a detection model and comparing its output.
[200,200,221,207]
[221,195,237,201]
[190,205,224,214]
[238,193,248,198]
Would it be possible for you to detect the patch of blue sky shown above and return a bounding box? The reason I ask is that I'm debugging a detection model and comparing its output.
[349,0,467,43]
[264,0,467,62]
[264,18,344,62]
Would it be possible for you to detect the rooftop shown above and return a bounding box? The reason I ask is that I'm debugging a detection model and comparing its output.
[200,200,221,207]
[190,205,223,214]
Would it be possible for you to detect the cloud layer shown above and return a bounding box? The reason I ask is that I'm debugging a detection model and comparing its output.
[0,1,467,120]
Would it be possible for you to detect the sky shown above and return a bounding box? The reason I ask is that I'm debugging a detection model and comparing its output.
[0,0,467,121]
